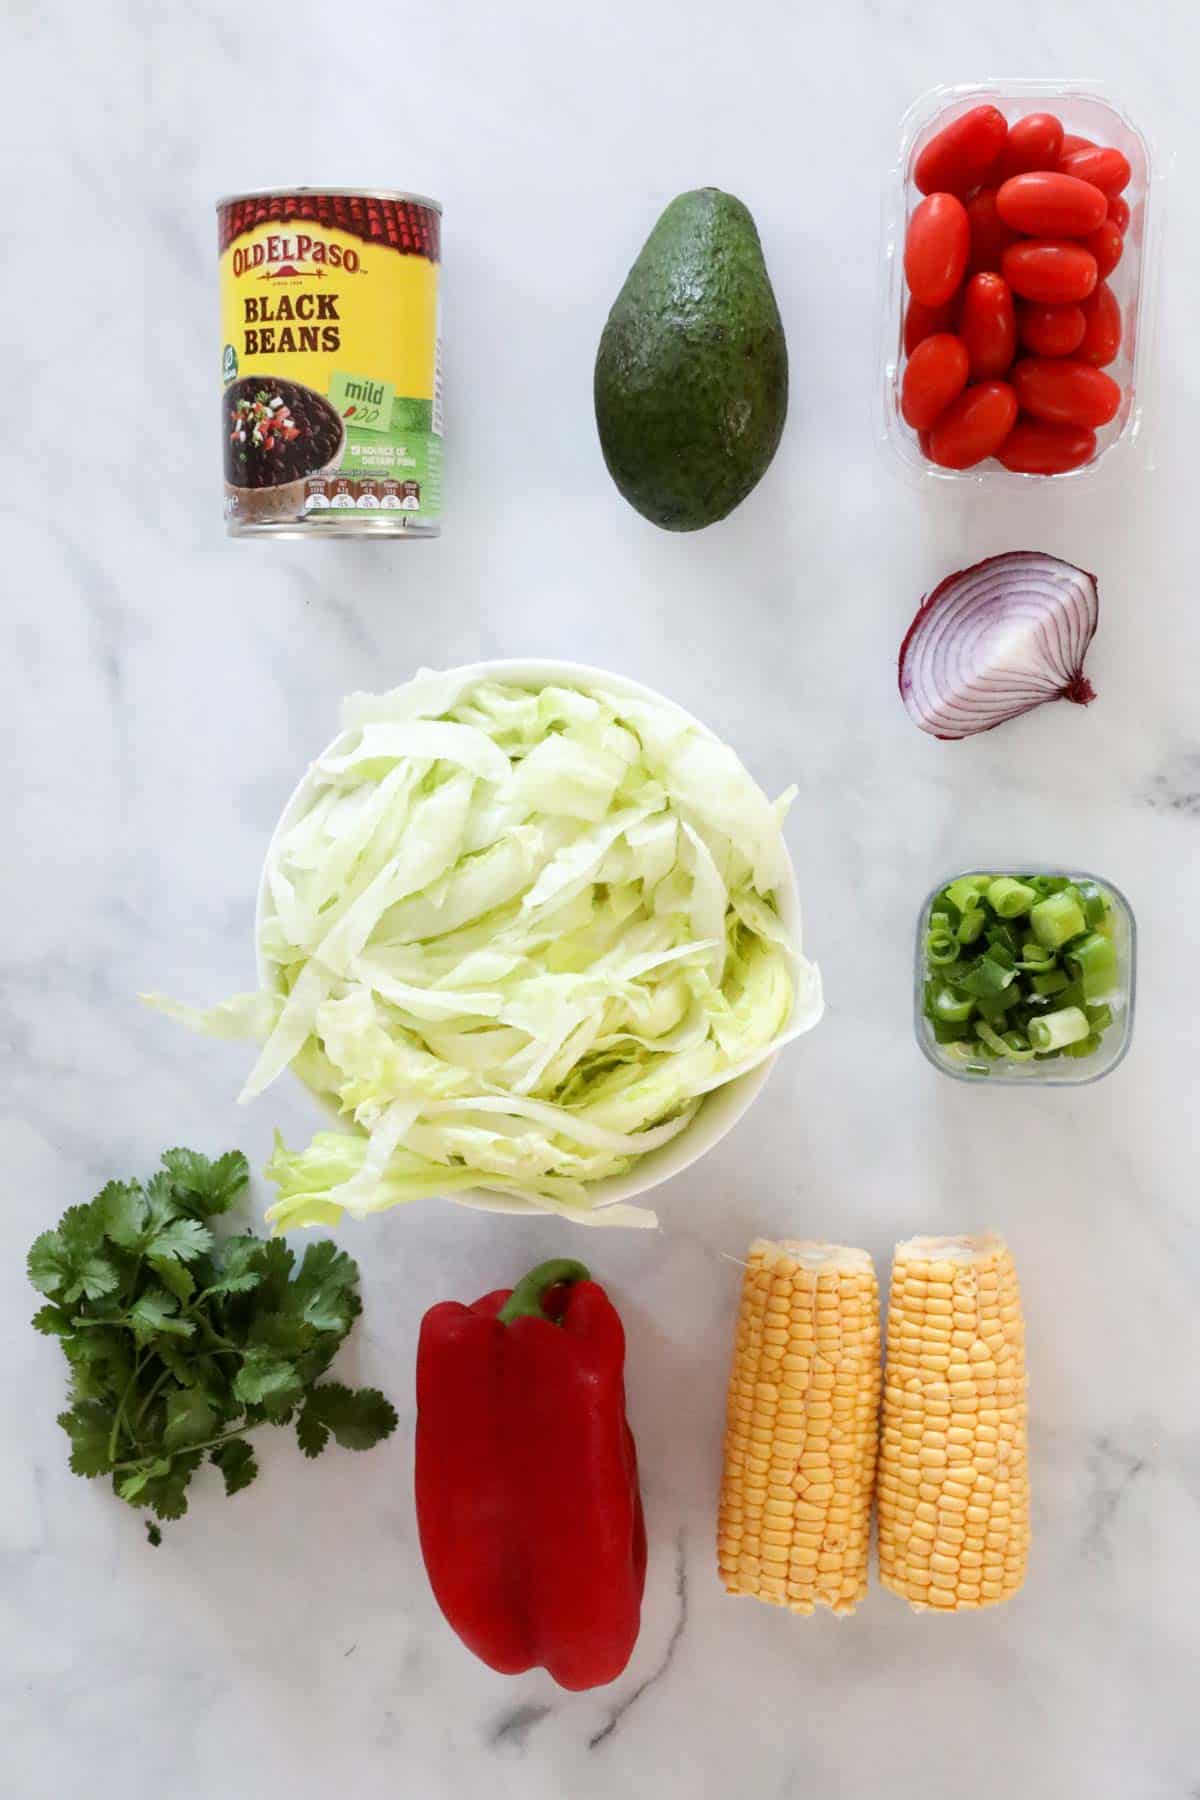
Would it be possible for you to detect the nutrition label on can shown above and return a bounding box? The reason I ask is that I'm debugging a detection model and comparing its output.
[304,474,427,514]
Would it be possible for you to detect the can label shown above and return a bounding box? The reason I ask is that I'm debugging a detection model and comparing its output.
[217,192,442,533]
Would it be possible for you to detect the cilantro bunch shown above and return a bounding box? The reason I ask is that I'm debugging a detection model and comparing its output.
[29,1148,397,1537]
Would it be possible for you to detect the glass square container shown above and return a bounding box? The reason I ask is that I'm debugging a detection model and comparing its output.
[882,80,1160,487]
[914,869,1136,1084]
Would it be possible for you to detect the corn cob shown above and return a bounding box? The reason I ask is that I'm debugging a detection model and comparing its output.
[717,1239,881,1616]
[877,1234,1030,1612]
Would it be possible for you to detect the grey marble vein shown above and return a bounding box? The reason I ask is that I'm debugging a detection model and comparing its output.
[589,1529,688,1749]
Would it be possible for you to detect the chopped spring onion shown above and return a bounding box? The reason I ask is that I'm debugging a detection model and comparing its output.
[1067,932,1118,1001]
[1028,1006,1090,1053]
[932,985,976,1024]
[956,907,987,945]
[987,877,1037,919]
[976,1021,1016,1058]
[945,876,989,914]
[921,871,1122,1073]
[1030,889,1087,949]
[1077,881,1108,930]
[957,956,1016,998]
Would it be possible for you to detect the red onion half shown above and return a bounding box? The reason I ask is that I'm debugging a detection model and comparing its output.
[899,551,1099,740]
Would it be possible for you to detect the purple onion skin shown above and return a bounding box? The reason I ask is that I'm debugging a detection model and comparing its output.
[898,551,1099,742]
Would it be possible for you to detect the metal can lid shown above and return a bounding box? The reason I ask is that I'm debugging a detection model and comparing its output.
[215,185,442,214]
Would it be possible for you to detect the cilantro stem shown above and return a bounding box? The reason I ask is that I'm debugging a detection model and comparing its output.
[109,1422,264,1473]
[107,1351,149,1464]
[133,1364,174,1430]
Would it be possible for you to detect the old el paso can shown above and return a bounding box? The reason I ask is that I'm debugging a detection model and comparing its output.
[217,188,443,538]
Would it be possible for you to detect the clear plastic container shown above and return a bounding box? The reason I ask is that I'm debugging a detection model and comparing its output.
[882,81,1160,486]
[914,869,1136,1085]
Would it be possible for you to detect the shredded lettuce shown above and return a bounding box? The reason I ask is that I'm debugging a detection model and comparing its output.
[146,671,823,1228]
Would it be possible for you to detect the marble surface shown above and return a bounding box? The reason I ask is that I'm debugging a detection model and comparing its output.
[4,4,1198,1797]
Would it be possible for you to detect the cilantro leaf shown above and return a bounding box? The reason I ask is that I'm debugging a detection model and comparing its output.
[28,1226,118,1305]
[98,1180,148,1249]
[233,1351,304,1414]
[59,1202,106,1259]
[290,1240,362,1335]
[64,1328,133,1402]
[148,1217,213,1264]
[58,1401,117,1477]
[162,1148,249,1217]
[28,1235,72,1297]
[148,1254,195,1304]
[253,1237,296,1310]
[31,1304,74,1338]
[156,1340,201,1387]
[205,1234,265,1298]
[296,1402,329,1459]
[143,1172,184,1233]
[128,1288,195,1343]
[118,1457,171,1502]
[143,1450,204,1521]
[146,1521,163,1548]
[244,1307,311,1361]
[211,1438,257,1496]
[163,1387,217,1451]
[299,1384,399,1453]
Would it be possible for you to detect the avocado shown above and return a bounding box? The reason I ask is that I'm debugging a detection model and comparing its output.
[594,188,788,532]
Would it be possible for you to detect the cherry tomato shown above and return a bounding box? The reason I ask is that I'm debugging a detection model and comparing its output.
[1058,133,1095,158]
[1002,240,1098,304]
[905,193,970,306]
[1083,219,1123,279]
[914,105,1008,197]
[927,381,1018,468]
[1059,145,1132,196]
[997,418,1097,474]
[904,294,960,355]
[995,112,1064,180]
[958,274,1016,379]
[965,188,1020,276]
[996,171,1107,237]
[1012,357,1122,428]
[901,333,970,429]
[1077,282,1122,367]
[1107,194,1131,232]
[1017,300,1086,357]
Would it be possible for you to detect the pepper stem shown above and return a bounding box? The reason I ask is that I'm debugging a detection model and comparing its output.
[497,1258,590,1325]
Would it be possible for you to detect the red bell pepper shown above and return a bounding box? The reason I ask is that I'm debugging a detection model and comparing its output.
[415,1257,646,1691]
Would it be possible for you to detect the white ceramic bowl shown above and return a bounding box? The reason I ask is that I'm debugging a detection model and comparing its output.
[255,659,808,1218]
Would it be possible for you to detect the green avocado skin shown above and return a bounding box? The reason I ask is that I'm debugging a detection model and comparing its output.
[594,188,788,532]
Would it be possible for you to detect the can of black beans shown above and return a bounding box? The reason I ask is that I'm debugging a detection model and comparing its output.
[217,188,442,538]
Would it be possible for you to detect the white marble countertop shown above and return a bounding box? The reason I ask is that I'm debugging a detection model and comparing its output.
[4,4,1197,1797]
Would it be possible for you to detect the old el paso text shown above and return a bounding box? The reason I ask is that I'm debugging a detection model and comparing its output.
[243,292,341,354]
[232,235,360,275]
